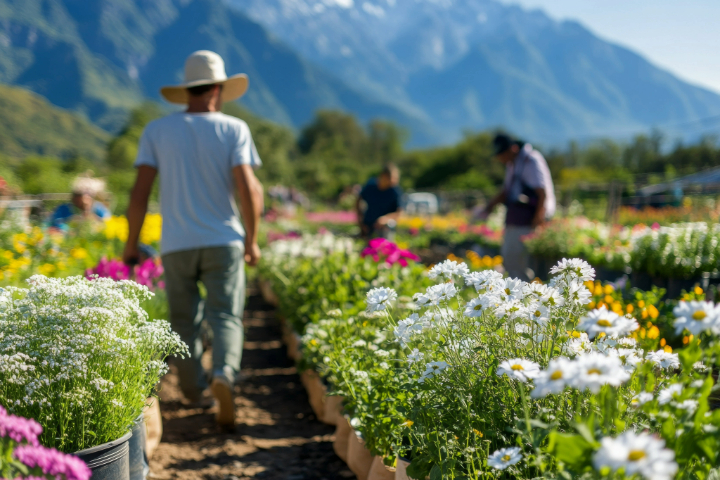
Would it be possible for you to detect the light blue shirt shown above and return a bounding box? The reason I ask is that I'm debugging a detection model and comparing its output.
[134,112,262,255]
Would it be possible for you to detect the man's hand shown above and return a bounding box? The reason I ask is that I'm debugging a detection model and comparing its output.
[244,240,261,267]
[122,243,140,266]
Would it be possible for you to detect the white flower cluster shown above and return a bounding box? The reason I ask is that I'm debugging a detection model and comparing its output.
[266,233,355,260]
[0,275,188,445]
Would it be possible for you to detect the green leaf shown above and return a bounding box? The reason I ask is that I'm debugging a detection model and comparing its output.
[429,465,443,480]
[547,432,594,471]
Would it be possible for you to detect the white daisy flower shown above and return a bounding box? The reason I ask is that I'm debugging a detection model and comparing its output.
[413,292,431,308]
[494,299,531,321]
[418,361,449,383]
[657,384,684,405]
[573,352,630,393]
[487,447,522,470]
[497,359,541,383]
[550,258,596,282]
[617,337,638,348]
[428,260,469,280]
[577,307,638,339]
[610,348,643,373]
[527,302,551,325]
[564,332,593,355]
[499,278,525,302]
[593,431,677,480]
[565,279,593,306]
[407,348,424,364]
[646,350,680,370]
[366,287,398,313]
[426,283,458,305]
[464,296,496,318]
[631,392,654,407]
[677,399,698,413]
[464,270,504,293]
[673,301,720,335]
[531,357,578,398]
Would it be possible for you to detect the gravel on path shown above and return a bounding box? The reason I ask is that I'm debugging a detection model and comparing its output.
[148,289,351,480]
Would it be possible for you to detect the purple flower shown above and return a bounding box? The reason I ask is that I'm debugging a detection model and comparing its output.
[13,445,91,480]
[12,477,49,480]
[0,407,43,446]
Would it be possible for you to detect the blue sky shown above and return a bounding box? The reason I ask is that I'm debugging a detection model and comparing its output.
[501,0,720,94]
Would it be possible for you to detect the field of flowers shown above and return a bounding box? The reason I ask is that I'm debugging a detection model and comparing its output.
[258,232,720,480]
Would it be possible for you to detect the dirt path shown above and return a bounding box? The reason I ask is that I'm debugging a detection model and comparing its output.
[149,289,351,480]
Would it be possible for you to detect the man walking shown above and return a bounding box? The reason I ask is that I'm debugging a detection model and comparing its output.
[123,50,264,427]
[356,164,402,238]
[480,133,555,280]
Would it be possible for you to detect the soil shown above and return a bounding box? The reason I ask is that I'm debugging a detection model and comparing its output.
[149,288,352,480]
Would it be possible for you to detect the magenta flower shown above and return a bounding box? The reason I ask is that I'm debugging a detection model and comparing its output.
[13,445,91,480]
[0,406,43,446]
[86,257,165,291]
[361,238,420,266]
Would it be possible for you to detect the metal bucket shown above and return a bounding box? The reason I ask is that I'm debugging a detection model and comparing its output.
[74,431,132,480]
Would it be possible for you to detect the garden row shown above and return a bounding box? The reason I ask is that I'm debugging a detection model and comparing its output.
[258,232,720,480]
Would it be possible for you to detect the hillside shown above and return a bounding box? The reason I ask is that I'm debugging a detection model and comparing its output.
[0,0,438,142]
[231,0,720,144]
[0,84,109,160]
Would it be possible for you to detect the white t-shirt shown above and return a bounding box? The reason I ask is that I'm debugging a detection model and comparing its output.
[134,112,262,255]
[503,143,556,218]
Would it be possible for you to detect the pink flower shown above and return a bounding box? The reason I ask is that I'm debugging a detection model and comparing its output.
[361,239,420,266]
[13,445,91,480]
[0,406,43,446]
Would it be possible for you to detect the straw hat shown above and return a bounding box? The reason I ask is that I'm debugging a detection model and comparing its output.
[160,50,249,104]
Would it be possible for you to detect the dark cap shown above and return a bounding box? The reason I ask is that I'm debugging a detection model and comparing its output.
[493,133,521,156]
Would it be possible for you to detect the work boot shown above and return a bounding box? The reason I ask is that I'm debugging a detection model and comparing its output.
[210,376,236,428]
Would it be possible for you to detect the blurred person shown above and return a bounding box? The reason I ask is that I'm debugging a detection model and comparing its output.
[50,175,110,228]
[356,164,402,238]
[122,50,264,428]
[480,133,556,280]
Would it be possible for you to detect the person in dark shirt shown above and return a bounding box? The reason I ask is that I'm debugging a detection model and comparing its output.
[356,164,402,238]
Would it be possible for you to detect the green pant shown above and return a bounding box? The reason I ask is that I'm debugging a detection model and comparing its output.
[162,245,245,400]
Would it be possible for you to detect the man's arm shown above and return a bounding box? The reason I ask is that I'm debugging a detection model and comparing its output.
[233,164,263,267]
[531,188,547,228]
[482,188,507,216]
[123,166,157,264]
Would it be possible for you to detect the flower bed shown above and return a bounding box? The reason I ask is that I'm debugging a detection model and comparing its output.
[0,276,187,453]
[260,236,720,479]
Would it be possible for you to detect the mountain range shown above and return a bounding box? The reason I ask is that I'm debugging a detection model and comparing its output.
[1,0,719,148]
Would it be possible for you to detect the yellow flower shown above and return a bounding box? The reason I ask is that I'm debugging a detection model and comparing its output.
[38,263,56,276]
[71,248,89,259]
[664,345,673,353]
[473,429,483,437]
[660,338,666,347]
[604,295,614,304]
[587,301,596,310]
[648,305,659,320]
[2,251,13,260]
[626,304,634,314]
[611,302,623,313]
[637,300,645,308]
[402,420,414,427]
[397,241,409,250]
[603,284,614,294]
[694,286,703,295]
[594,285,604,296]
[647,326,659,339]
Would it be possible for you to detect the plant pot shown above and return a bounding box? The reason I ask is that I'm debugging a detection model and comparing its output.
[333,416,351,462]
[346,430,373,480]
[129,415,149,480]
[367,456,395,480]
[300,370,327,421]
[143,399,162,459]
[75,431,132,480]
[322,395,344,426]
[395,457,410,480]
[259,279,279,306]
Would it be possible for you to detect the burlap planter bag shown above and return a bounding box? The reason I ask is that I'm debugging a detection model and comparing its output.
[367,456,395,480]
[347,429,373,480]
[300,370,327,421]
[395,457,410,480]
[333,416,351,461]
[322,395,343,426]
[143,399,162,459]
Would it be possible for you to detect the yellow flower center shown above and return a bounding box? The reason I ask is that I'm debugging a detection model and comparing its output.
[596,319,612,327]
[628,450,646,461]
[505,288,511,295]
[587,368,602,375]
[474,304,483,311]
[692,311,707,321]
[501,455,511,462]
[511,364,524,371]
[550,370,563,380]
[535,310,542,317]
